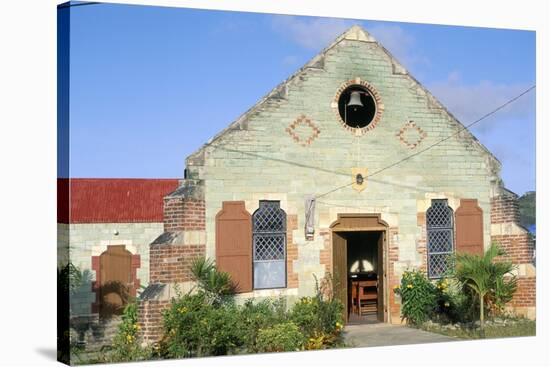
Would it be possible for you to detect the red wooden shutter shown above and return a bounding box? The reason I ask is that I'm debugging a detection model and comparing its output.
[455,199,484,255]
[215,201,252,293]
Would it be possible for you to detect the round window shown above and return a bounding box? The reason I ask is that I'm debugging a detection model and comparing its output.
[332,79,384,135]
[337,85,377,128]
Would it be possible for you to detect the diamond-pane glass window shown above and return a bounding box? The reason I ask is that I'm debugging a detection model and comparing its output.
[253,201,286,289]
[426,199,454,279]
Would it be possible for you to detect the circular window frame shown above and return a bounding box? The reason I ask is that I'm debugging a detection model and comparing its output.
[331,78,384,135]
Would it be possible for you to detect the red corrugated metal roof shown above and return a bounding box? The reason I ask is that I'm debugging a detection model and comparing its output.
[58,178,179,224]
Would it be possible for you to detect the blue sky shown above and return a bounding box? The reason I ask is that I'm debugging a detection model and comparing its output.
[65,2,536,195]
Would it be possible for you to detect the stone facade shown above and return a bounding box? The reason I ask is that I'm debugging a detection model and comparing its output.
[136,25,535,342]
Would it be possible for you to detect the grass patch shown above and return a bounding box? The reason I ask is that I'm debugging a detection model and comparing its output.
[419,319,536,340]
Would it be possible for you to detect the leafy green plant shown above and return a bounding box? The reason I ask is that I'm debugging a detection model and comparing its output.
[290,274,344,349]
[190,257,235,305]
[256,322,305,353]
[159,292,243,358]
[156,266,346,358]
[452,243,517,333]
[394,269,437,325]
[238,298,287,351]
[433,277,476,324]
[109,302,151,362]
[57,262,85,364]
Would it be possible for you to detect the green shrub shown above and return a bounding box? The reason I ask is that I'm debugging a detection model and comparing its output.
[256,322,305,353]
[109,302,151,362]
[394,269,437,325]
[157,266,345,358]
[433,277,475,324]
[452,243,517,331]
[190,257,235,306]
[238,298,287,352]
[160,292,243,358]
[290,274,344,349]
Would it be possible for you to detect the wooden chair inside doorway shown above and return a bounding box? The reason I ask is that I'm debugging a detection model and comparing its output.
[357,280,378,316]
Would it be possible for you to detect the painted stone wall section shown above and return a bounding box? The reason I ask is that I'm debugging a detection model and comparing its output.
[491,188,535,319]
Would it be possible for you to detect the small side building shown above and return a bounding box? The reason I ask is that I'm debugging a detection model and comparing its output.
[57,178,179,348]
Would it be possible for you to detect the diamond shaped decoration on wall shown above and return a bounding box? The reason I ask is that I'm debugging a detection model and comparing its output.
[396,120,427,149]
[286,114,321,147]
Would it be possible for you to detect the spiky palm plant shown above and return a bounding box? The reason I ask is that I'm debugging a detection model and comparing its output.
[453,243,517,334]
[190,257,235,305]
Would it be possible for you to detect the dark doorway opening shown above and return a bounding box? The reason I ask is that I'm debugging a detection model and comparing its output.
[334,230,385,325]
[346,231,383,325]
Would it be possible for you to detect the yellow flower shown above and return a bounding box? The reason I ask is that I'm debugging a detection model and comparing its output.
[407,284,413,289]
[444,302,450,307]
[393,285,400,290]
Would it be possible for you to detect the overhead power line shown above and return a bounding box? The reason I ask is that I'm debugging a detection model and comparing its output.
[201,85,534,200]
[314,84,535,199]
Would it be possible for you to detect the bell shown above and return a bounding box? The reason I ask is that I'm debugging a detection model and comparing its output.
[347,91,363,110]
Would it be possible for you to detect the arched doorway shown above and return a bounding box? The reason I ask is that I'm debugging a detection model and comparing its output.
[330,214,389,324]
[98,245,133,318]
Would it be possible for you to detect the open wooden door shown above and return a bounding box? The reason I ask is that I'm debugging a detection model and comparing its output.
[377,232,385,322]
[332,232,348,322]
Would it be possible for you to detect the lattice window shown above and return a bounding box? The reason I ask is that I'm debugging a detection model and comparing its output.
[426,199,454,279]
[253,201,287,289]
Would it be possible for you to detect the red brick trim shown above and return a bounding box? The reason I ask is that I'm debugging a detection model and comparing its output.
[387,227,401,322]
[285,115,321,147]
[396,120,427,149]
[287,215,299,288]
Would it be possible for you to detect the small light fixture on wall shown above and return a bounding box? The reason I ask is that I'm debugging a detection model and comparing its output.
[113,229,119,236]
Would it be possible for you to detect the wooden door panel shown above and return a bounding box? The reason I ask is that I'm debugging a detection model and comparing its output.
[99,245,132,318]
[456,199,484,255]
[216,201,253,293]
[377,232,385,322]
[332,232,347,322]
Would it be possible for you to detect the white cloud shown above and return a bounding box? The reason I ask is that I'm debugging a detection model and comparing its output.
[271,17,429,71]
[282,55,299,66]
[271,16,354,50]
[428,73,535,132]
[368,24,430,70]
